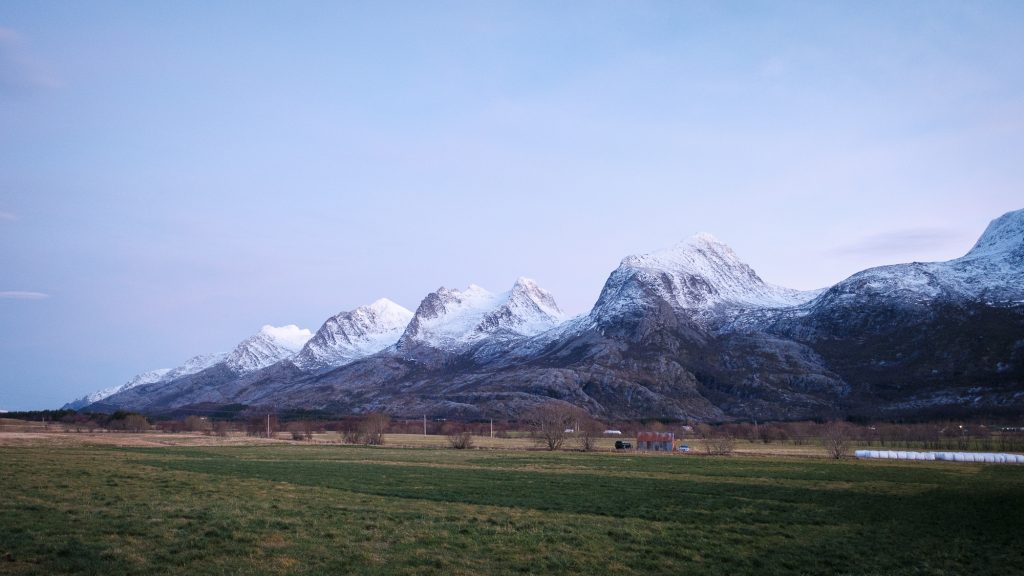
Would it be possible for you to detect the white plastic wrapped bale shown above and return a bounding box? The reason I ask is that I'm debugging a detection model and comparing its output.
[853,450,1023,462]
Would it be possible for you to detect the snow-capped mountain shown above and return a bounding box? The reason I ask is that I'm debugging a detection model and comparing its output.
[162,353,227,381]
[591,233,819,328]
[806,208,1024,311]
[72,208,1024,422]
[63,352,229,410]
[292,299,413,372]
[225,325,312,373]
[397,278,566,353]
[63,368,171,410]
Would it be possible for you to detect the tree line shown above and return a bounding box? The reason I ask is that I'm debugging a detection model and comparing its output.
[6,407,1023,456]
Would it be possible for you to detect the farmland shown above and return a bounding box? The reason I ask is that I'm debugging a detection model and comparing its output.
[1,434,1023,575]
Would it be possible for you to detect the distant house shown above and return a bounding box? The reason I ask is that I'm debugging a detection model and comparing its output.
[636,432,675,452]
[603,429,622,435]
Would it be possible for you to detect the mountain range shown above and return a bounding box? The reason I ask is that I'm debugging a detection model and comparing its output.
[71,209,1024,421]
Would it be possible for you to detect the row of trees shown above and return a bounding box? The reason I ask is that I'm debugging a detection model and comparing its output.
[22,407,1024,457]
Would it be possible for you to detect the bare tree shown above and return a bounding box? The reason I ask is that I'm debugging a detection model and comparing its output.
[123,414,150,433]
[575,411,603,452]
[360,412,390,445]
[447,430,474,449]
[525,401,576,451]
[822,421,852,459]
[699,425,735,456]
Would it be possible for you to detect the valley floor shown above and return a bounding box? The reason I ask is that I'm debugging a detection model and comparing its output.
[1,434,1022,575]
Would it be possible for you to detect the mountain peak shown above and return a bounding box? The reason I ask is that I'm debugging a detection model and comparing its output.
[688,231,724,246]
[594,235,817,326]
[513,276,538,289]
[510,277,563,318]
[400,279,566,352]
[258,324,313,348]
[227,324,312,373]
[621,232,741,271]
[368,297,401,310]
[292,300,413,372]
[364,298,414,323]
[965,208,1024,260]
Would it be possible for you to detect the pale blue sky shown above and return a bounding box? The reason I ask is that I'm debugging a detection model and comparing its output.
[2,1,1022,409]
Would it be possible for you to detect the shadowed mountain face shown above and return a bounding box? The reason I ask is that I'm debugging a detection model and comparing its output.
[85,209,1024,422]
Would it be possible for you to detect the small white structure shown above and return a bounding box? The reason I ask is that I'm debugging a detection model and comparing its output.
[855,450,1024,464]
[603,429,623,435]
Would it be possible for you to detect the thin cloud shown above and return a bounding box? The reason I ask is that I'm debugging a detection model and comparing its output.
[0,211,15,221]
[0,27,61,94]
[828,228,962,257]
[0,291,50,300]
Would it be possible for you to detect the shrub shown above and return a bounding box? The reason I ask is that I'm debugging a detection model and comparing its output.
[448,431,474,449]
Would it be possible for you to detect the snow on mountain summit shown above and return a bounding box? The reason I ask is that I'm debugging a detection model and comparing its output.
[399,278,566,352]
[816,209,1024,307]
[963,208,1024,261]
[226,324,312,373]
[592,233,818,326]
[293,299,414,372]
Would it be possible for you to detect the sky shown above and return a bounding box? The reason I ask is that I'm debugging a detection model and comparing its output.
[2,1,1022,410]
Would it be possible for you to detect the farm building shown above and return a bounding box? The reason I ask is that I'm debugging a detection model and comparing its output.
[636,432,675,452]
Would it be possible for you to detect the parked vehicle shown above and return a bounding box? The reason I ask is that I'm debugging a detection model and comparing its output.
[678,444,690,453]
[614,441,632,450]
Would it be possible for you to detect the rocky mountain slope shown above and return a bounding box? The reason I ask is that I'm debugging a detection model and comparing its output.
[63,368,171,410]
[767,209,1024,418]
[84,325,309,412]
[292,299,413,372]
[80,209,1024,421]
[225,325,312,373]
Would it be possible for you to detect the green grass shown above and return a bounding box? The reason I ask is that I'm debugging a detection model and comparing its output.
[1,445,1023,575]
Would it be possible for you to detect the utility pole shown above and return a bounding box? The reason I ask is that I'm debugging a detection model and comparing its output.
[266,413,271,439]
[423,414,427,436]
[490,418,493,438]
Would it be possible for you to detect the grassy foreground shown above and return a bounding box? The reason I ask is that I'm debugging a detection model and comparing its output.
[1,443,1023,575]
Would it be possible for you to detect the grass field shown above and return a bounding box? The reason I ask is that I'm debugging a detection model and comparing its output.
[2,436,1023,575]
